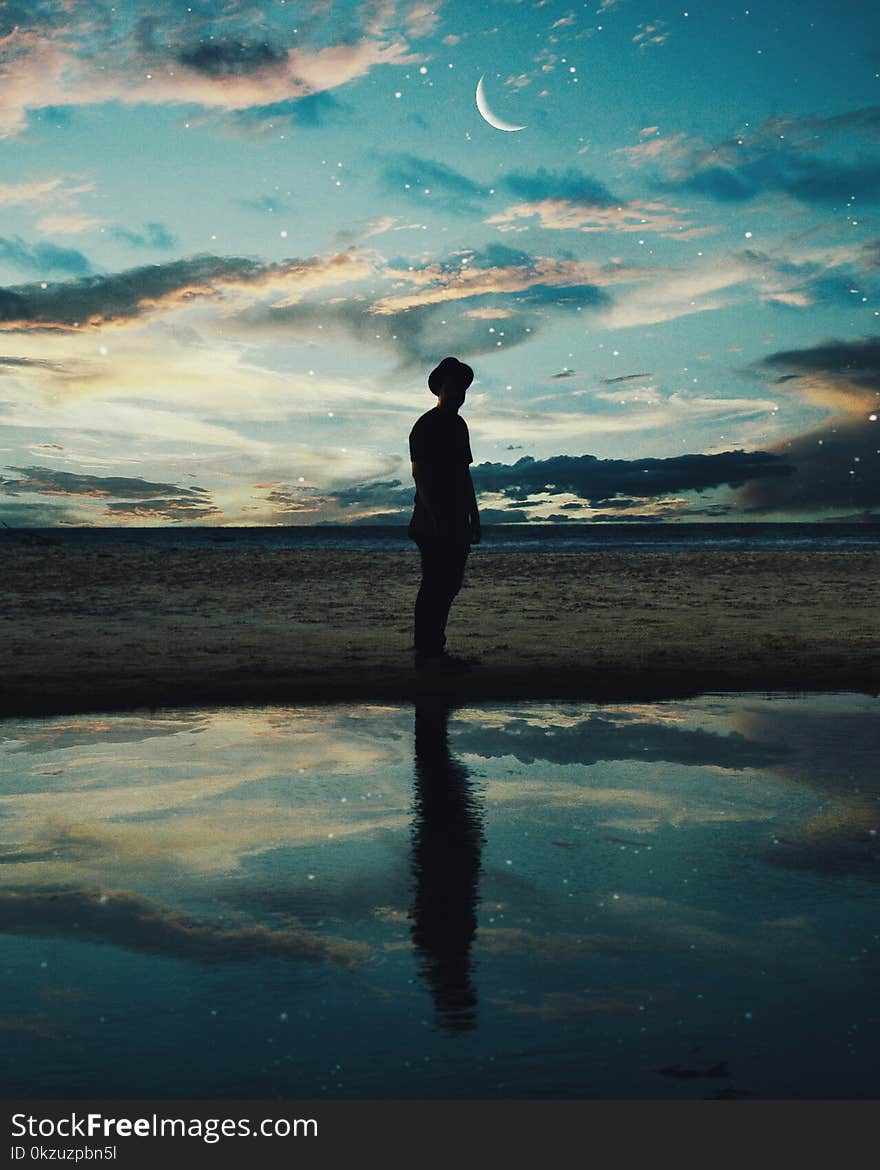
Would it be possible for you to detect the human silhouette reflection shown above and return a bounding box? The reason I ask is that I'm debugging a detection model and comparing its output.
[410,698,485,1032]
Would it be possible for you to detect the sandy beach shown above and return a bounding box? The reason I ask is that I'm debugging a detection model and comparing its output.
[2,544,878,716]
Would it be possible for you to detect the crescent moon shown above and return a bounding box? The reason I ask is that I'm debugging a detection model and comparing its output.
[475,76,526,133]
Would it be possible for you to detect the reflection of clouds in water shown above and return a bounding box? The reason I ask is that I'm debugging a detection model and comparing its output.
[0,796,411,887]
[221,830,413,923]
[734,696,880,880]
[736,696,880,795]
[0,706,411,1001]
[490,992,648,1022]
[479,895,829,1029]
[0,692,876,1106]
[478,926,660,960]
[1,694,877,992]
[0,705,410,885]
[451,709,789,771]
[0,1015,62,1041]
[0,822,109,868]
[762,806,880,879]
[0,697,800,920]
[478,776,777,835]
[0,886,367,968]
[1,713,206,755]
[479,893,804,963]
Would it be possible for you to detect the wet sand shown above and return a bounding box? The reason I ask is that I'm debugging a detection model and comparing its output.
[2,545,878,715]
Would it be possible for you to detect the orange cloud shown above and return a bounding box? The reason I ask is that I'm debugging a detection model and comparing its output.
[372,256,640,314]
[486,197,691,234]
[0,249,375,333]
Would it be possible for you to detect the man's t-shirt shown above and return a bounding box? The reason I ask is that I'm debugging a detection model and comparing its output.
[408,407,473,540]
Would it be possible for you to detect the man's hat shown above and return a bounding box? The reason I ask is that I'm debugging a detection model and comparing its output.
[428,356,474,395]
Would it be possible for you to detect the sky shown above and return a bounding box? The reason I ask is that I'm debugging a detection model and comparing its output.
[0,0,878,526]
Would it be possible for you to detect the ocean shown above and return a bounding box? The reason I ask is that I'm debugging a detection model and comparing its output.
[2,521,880,552]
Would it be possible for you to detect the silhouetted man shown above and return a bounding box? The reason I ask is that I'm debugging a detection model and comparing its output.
[408,356,480,671]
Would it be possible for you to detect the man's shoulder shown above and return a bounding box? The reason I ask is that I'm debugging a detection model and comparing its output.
[410,407,438,432]
[410,408,468,429]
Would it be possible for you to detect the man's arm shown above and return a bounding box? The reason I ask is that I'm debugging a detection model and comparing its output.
[466,469,481,544]
[411,461,440,536]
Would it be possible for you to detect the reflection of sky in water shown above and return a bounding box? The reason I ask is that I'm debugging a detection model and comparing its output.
[1,695,878,1099]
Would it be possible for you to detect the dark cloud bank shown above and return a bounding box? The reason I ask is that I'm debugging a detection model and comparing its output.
[1,467,219,523]
[0,254,279,329]
[472,449,794,504]
[739,335,880,514]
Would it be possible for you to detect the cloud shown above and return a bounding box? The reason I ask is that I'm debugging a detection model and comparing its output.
[333,214,411,245]
[258,477,537,526]
[589,497,643,509]
[111,222,177,250]
[372,248,614,315]
[0,176,69,207]
[487,198,691,235]
[2,236,830,372]
[600,372,653,385]
[471,449,795,505]
[103,498,222,522]
[361,242,823,338]
[0,176,96,233]
[332,478,407,510]
[403,1,441,37]
[690,154,880,206]
[737,336,880,514]
[0,499,83,527]
[176,38,288,77]
[262,477,412,523]
[0,355,70,372]
[475,506,529,523]
[0,174,100,234]
[239,194,289,214]
[380,153,487,213]
[35,211,104,234]
[0,2,424,138]
[620,107,880,205]
[0,235,91,276]
[0,249,373,331]
[503,167,616,205]
[760,336,880,390]
[237,288,541,368]
[226,90,348,134]
[487,166,691,234]
[1,466,215,514]
[632,21,668,51]
[592,247,833,329]
[276,90,346,127]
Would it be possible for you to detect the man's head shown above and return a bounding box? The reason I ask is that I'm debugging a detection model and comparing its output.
[428,357,474,410]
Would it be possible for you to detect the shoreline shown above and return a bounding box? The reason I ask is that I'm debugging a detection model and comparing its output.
[4,671,879,721]
[4,546,878,717]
